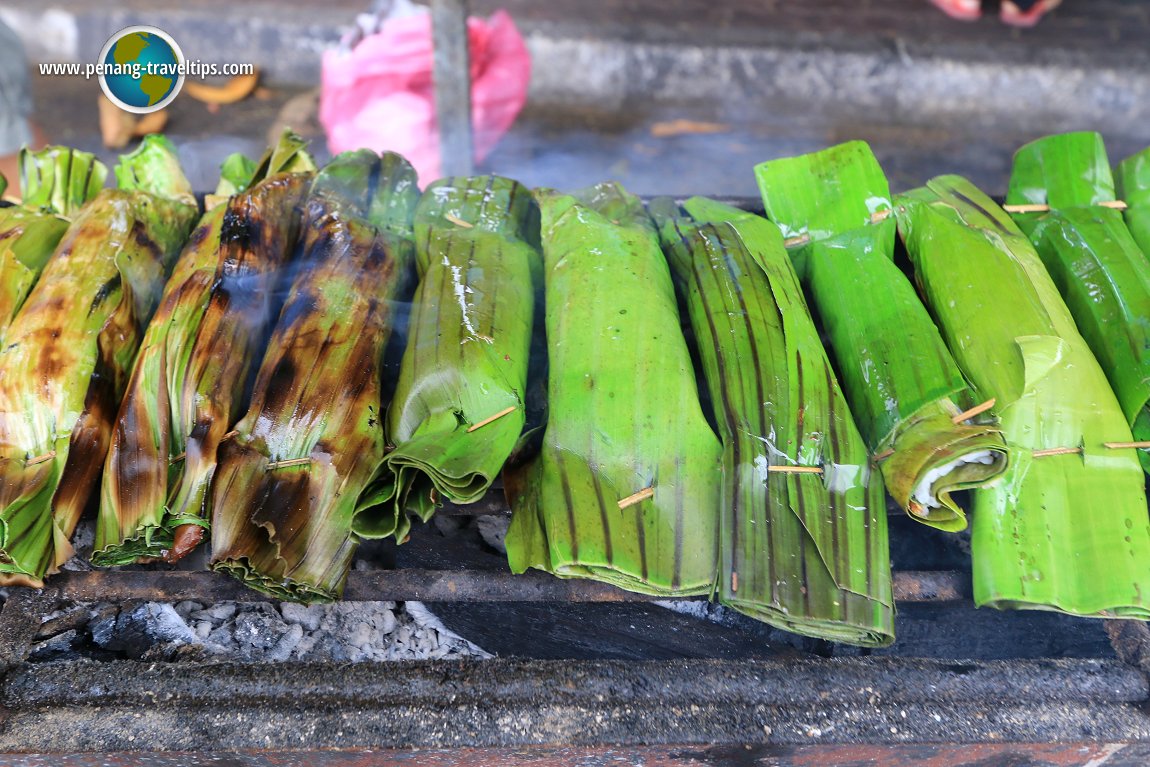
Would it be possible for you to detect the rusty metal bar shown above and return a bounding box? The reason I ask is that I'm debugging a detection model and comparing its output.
[432,0,474,176]
[40,568,966,604]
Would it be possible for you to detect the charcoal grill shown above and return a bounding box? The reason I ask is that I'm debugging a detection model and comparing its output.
[4,473,1150,767]
[3,197,1150,766]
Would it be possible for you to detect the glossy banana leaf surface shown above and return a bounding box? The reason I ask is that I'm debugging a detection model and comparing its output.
[210,150,419,602]
[896,175,1150,618]
[94,132,314,566]
[1008,133,1150,474]
[504,183,722,596]
[1117,146,1150,257]
[0,136,198,586]
[375,176,540,540]
[756,142,1006,531]
[0,146,107,343]
[652,196,893,646]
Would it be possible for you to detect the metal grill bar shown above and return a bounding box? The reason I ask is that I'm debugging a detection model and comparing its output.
[35,568,966,604]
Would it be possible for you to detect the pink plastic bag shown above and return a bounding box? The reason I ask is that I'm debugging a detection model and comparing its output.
[320,9,530,184]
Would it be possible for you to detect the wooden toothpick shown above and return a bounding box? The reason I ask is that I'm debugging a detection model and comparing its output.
[467,405,517,433]
[1032,446,1082,458]
[25,451,56,467]
[768,465,823,475]
[265,457,311,471]
[1104,441,1150,450]
[618,487,655,509]
[951,398,997,424]
[445,213,473,228]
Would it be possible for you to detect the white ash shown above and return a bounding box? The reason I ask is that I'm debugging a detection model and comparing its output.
[31,598,491,663]
[476,515,510,554]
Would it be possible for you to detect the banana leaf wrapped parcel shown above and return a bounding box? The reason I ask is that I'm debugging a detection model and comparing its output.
[756,142,1006,532]
[1007,132,1150,474]
[210,151,419,602]
[652,196,894,646]
[374,176,540,539]
[94,131,315,566]
[0,145,107,342]
[505,183,722,596]
[897,176,1150,617]
[1116,145,1150,257]
[0,136,198,586]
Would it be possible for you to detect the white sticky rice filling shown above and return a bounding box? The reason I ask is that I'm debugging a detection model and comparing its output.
[911,450,996,509]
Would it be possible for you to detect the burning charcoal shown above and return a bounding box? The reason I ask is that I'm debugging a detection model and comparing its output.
[93,603,197,659]
[476,515,510,554]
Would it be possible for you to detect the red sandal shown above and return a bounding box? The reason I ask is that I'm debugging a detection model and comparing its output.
[1001,0,1062,26]
[929,0,982,21]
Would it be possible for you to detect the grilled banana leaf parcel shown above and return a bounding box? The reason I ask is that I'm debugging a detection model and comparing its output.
[504,183,722,596]
[210,151,418,602]
[897,176,1150,617]
[653,196,894,646]
[755,142,1006,532]
[1117,146,1150,256]
[0,136,198,586]
[1008,133,1150,474]
[378,176,540,539]
[0,145,107,342]
[94,132,314,566]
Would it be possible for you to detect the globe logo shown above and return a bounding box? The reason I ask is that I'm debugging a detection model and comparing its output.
[97,26,185,114]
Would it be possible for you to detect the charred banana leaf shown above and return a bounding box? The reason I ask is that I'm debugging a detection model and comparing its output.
[0,145,107,342]
[653,196,894,645]
[897,176,1150,617]
[377,176,540,539]
[504,183,722,596]
[210,150,418,602]
[93,131,314,566]
[0,136,198,586]
[756,142,1006,532]
[1008,133,1150,474]
[1117,146,1150,256]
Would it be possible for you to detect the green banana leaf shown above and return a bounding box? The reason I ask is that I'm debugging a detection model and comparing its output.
[19,144,107,216]
[1008,133,1150,474]
[504,183,722,596]
[0,135,198,586]
[210,150,419,602]
[896,175,1150,617]
[756,142,1007,532]
[371,176,540,540]
[0,146,107,343]
[94,131,314,566]
[1116,146,1150,257]
[652,196,894,646]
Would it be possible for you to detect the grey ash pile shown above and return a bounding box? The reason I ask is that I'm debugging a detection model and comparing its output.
[29,599,490,663]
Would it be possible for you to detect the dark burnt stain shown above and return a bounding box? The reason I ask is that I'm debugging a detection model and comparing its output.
[220,201,265,251]
[261,358,299,414]
[88,274,122,316]
[184,222,211,250]
[131,221,162,263]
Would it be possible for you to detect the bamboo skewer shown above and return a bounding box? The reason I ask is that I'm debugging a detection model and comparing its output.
[444,212,473,228]
[466,405,517,433]
[1104,441,1150,449]
[1003,201,1127,213]
[768,464,823,474]
[25,451,56,467]
[265,457,312,471]
[951,398,997,424]
[617,486,655,509]
[1032,446,1083,458]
